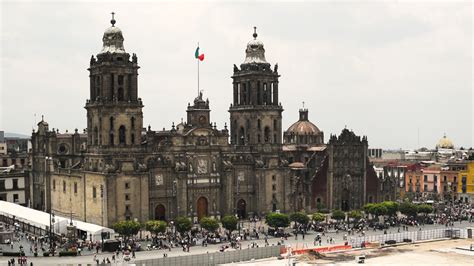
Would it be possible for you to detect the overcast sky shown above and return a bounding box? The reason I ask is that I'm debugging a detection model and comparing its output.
[1,1,472,149]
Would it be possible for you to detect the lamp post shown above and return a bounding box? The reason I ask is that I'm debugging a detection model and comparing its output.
[49,213,55,249]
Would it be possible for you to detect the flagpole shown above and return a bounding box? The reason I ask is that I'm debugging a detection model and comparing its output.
[197,42,200,97]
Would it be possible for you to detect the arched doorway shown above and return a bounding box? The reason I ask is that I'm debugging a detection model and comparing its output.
[197,197,208,221]
[237,199,246,218]
[154,204,166,220]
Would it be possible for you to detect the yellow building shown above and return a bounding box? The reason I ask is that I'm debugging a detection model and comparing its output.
[458,161,474,203]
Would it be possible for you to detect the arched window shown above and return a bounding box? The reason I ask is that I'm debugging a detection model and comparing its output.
[257,119,261,130]
[119,125,126,144]
[131,133,135,144]
[264,127,270,143]
[109,133,114,145]
[239,127,245,145]
[118,87,124,101]
[94,127,99,145]
[131,117,135,129]
[109,117,114,130]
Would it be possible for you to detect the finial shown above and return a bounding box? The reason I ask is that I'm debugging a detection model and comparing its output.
[110,12,116,26]
[253,26,258,40]
[302,101,305,109]
[41,115,44,121]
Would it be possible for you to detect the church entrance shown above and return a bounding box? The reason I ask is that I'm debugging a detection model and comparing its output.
[154,204,166,220]
[237,199,246,218]
[197,197,208,221]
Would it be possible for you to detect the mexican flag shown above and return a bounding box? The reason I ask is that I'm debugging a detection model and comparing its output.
[195,46,205,61]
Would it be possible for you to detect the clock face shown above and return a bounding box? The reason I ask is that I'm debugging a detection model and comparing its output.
[199,115,206,125]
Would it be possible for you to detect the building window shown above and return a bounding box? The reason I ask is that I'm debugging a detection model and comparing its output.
[0,180,5,190]
[74,182,77,194]
[13,194,19,202]
[92,186,97,198]
[12,179,18,190]
[454,176,457,183]
[272,175,276,181]
[100,185,104,198]
[53,180,56,190]
[125,182,130,189]
[434,185,438,192]
[125,194,130,201]
[424,175,427,182]
[273,119,277,130]
[63,181,66,193]
[2,159,7,166]
[424,184,428,191]
[125,205,130,212]
[434,175,437,182]
[118,75,124,85]
[119,125,126,144]
[443,176,447,182]
[20,159,25,165]
[272,184,276,191]
[257,119,261,130]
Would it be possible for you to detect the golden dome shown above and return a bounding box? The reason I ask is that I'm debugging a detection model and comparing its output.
[437,134,454,149]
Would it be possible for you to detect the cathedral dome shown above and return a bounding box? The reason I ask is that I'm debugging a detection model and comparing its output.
[284,109,324,145]
[100,15,126,54]
[286,109,320,135]
[287,120,320,135]
[243,27,268,64]
[436,134,454,149]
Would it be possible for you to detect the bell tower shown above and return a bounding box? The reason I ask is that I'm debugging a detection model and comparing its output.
[85,13,143,148]
[229,27,283,146]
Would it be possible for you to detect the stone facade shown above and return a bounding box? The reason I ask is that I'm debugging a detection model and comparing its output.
[30,18,379,227]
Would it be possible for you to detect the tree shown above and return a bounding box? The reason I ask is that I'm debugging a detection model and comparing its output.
[221,215,238,232]
[112,220,141,239]
[371,204,388,217]
[331,210,345,222]
[312,213,326,223]
[381,201,399,217]
[144,220,167,236]
[348,210,363,222]
[200,217,219,232]
[289,212,310,225]
[417,204,433,215]
[175,217,192,234]
[265,213,290,228]
[363,203,375,215]
[399,202,418,217]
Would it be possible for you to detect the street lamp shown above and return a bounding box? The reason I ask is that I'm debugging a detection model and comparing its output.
[49,213,55,249]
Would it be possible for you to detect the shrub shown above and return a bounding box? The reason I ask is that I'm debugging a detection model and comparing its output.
[200,217,219,232]
[331,210,345,221]
[175,217,192,233]
[312,213,326,223]
[2,251,25,256]
[59,251,77,257]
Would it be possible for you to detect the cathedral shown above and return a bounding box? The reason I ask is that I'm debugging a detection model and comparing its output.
[30,17,379,227]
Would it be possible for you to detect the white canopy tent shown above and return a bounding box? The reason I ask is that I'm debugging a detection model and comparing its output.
[0,201,114,241]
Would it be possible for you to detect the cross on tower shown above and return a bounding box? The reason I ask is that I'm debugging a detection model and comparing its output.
[110,12,116,26]
[302,101,305,109]
[253,26,258,40]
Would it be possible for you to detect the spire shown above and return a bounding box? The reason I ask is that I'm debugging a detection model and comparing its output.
[243,26,268,64]
[110,12,116,27]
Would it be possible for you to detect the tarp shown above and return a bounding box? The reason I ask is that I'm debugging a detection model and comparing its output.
[0,201,114,240]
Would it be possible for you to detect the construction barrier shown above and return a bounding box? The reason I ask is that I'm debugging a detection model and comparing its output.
[281,244,352,256]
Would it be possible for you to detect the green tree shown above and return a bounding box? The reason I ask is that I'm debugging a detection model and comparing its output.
[289,212,310,225]
[381,201,399,217]
[348,210,363,222]
[363,203,375,215]
[399,202,418,217]
[312,213,326,223]
[417,204,433,215]
[221,215,238,232]
[265,213,290,228]
[331,210,346,222]
[112,220,141,240]
[371,204,388,217]
[175,217,192,234]
[144,220,167,236]
[200,217,220,232]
